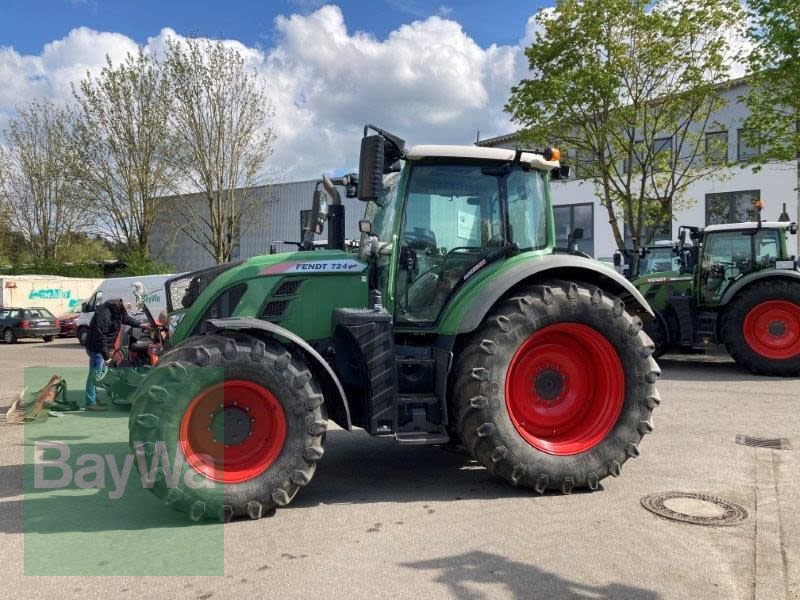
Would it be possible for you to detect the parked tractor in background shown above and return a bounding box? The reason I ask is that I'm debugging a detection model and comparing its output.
[128,124,661,522]
[631,209,800,375]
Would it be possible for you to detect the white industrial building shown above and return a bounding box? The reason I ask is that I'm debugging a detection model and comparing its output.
[149,179,361,272]
[477,79,799,260]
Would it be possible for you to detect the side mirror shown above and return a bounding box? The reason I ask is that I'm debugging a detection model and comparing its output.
[790,222,798,235]
[357,135,385,201]
[613,251,621,267]
[637,246,647,259]
[359,220,372,235]
[344,173,359,199]
[567,227,583,253]
[81,302,88,313]
[310,190,327,235]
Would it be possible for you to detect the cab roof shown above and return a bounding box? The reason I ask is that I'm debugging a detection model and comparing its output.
[405,145,561,171]
[704,221,794,233]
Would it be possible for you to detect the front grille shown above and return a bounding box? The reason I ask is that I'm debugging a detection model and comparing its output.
[262,300,290,318]
[274,279,304,296]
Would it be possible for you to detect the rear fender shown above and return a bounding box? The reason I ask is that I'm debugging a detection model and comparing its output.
[442,255,654,335]
[205,317,352,430]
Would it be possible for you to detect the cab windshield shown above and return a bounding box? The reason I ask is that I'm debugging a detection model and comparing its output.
[397,162,548,323]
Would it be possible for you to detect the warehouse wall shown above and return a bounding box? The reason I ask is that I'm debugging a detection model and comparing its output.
[150,180,365,272]
[0,276,105,315]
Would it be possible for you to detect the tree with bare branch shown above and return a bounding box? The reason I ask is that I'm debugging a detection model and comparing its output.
[165,37,276,264]
[0,99,88,261]
[72,49,176,257]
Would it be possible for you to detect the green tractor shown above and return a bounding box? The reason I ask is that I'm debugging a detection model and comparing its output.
[129,125,660,522]
[632,214,800,375]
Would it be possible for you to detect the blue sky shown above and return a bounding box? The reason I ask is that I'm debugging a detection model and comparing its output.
[0,0,544,55]
[0,1,547,179]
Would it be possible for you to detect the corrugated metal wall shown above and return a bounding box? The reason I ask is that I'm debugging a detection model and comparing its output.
[150,179,365,272]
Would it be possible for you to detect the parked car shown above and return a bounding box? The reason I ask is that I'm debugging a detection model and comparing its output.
[57,311,80,337]
[0,307,59,343]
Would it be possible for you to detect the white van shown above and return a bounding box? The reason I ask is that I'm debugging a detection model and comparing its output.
[76,274,175,345]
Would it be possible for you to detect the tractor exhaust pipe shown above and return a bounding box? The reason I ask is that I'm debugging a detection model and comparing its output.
[322,175,345,251]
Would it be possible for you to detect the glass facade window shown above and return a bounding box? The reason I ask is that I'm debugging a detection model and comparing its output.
[705,190,760,225]
[737,129,761,162]
[705,131,728,164]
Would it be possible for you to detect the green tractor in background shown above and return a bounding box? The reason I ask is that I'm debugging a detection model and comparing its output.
[631,210,800,375]
[128,125,660,522]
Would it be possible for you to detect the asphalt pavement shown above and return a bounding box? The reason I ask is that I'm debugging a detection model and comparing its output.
[0,338,797,599]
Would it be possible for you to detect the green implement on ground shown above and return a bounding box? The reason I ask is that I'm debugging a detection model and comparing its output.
[129,125,661,522]
[631,215,800,376]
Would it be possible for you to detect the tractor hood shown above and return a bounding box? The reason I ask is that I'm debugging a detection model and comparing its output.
[166,250,370,344]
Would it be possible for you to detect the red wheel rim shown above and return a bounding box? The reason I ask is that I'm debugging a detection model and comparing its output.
[743,300,800,360]
[179,380,286,483]
[505,323,625,456]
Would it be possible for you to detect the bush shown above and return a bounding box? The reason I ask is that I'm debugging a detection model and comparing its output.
[117,250,174,276]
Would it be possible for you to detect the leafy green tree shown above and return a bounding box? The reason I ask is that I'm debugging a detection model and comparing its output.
[741,0,799,169]
[73,49,176,256]
[506,0,745,258]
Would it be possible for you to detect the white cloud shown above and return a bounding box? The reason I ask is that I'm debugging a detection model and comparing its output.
[0,5,532,179]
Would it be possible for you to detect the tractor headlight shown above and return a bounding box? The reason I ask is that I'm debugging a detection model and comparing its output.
[168,313,185,336]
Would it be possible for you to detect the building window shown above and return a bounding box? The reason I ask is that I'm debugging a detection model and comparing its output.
[705,131,728,164]
[705,190,760,225]
[554,203,594,257]
[652,137,673,171]
[737,129,761,162]
[575,148,596,179]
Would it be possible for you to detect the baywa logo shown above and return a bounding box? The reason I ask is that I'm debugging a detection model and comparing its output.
[33,441,214,499]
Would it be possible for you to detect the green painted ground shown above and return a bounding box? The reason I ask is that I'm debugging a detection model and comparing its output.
[23,367,223,576]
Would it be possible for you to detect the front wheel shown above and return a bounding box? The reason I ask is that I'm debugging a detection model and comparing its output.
[453,281,660,494]
[128,332,327,521]
[42,336,54,343]
[4,329,17,344]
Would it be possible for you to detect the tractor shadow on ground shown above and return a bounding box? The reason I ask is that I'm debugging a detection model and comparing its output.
[657,355,800,383]
[401,550,661,600]
[289,429,598,510]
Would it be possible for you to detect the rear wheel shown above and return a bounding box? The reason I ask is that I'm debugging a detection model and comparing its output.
[128,332,327,521]
[722,280,800,376]
[42,336,54,343]
[4,329,17,344]
[453,281,660,494]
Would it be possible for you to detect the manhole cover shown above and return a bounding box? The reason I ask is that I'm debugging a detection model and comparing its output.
[641,492,749,526]
[735,434,791,450]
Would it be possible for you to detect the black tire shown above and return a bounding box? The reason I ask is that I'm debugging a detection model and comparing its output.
[721,280,800,376]
[453,281,660,494]
[77,327,88,346]
[4,328,17,344]
[642,309,669,359]
[128,332,327,522]
[42,336,54,343]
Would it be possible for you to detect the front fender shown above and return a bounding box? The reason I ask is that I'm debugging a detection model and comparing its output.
[440,254,654,335]
[205,317,352,430]
[720,269,800,305]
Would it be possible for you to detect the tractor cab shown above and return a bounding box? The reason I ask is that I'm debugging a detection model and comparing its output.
[357,132,566,325]
[696,221,797,306]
